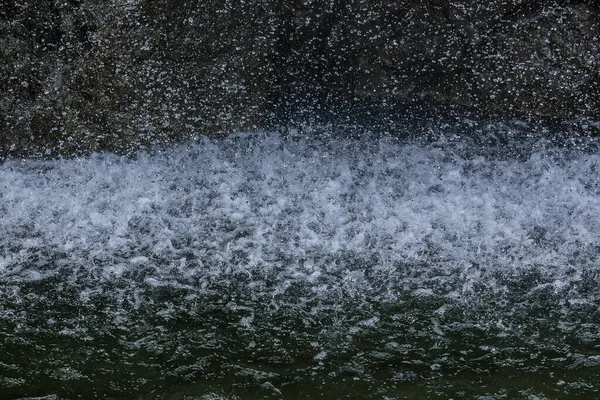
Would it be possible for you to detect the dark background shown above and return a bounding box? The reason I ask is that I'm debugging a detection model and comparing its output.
[1,0,599,158]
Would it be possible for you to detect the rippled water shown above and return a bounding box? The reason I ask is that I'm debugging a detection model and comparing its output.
[1,129,600,399]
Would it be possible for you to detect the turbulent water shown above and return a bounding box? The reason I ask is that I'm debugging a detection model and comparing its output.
[1,128,600,399]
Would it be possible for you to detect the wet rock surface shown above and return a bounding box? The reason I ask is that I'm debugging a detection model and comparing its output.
[1,0,599,158]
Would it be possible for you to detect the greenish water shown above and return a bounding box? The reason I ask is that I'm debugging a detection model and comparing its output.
[1,272,599,399]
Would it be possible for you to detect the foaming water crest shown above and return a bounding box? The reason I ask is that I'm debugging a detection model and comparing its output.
[1,131,600,398]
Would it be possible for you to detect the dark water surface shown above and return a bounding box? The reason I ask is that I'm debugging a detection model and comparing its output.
[1,130,600,399]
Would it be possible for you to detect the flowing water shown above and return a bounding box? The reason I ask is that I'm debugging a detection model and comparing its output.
[1,128,600,399]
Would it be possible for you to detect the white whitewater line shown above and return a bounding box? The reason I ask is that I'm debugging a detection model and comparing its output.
[0,132,599,299]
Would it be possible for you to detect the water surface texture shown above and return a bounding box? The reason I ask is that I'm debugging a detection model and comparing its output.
[1,130,600,399]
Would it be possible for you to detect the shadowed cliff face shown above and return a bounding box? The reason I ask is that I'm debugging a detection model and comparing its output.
[1,0,599,158]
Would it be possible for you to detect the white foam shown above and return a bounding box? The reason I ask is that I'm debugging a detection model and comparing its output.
[0,132,599,306]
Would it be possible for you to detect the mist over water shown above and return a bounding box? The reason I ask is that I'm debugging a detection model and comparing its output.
[1,129,600,398]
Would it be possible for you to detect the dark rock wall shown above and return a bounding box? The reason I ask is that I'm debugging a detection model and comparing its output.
[1,0,599,158]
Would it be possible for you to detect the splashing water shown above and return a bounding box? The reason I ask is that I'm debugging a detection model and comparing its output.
[1,130,600,398]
